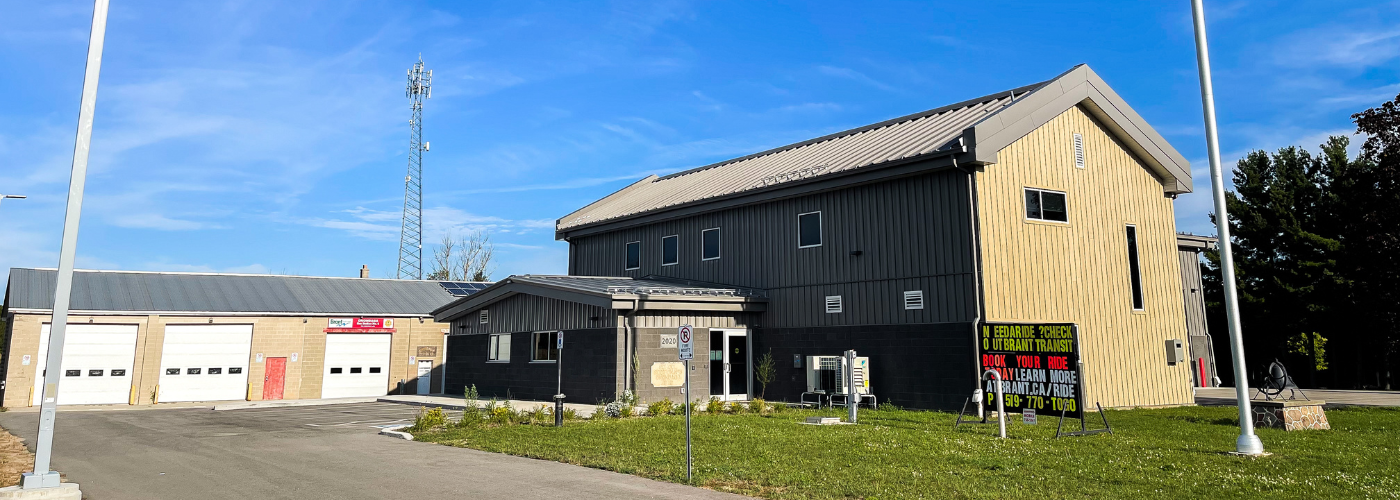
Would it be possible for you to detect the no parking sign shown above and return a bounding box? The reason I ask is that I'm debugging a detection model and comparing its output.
[678,324,694,360]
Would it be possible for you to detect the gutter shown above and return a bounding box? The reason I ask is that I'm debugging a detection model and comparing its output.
[961,159,989,402]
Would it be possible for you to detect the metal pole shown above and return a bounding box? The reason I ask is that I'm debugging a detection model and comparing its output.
[683,359,692,482]
[845,350,858,424]
[1189,0,1264,456]
[982,369,1005,439]
[554,333,564,427]
[25,0,108,489]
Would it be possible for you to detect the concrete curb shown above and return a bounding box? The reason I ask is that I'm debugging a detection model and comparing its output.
[214,397,378,411]
[379,425,414,441]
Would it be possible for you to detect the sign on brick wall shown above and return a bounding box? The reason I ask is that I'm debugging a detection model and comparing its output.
[326,318,397,332]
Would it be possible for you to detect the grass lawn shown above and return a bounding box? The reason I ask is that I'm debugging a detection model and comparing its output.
[412,405,1400,499]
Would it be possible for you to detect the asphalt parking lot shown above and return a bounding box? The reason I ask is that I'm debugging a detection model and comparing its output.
[0,403,743,500]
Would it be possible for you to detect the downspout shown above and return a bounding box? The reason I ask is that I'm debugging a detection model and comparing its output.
[622,302,638,397]
[960,157,989,403]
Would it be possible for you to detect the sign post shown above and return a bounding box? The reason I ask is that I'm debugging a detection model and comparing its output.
[677,324,694,482]
[554,332,565,427]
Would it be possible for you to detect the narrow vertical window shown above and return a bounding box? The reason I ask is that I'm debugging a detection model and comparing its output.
[1126,225,1145,310]
[702,228,721,260]
[625,241,641,270]
[798,211,822,248]
[662,235,679,266]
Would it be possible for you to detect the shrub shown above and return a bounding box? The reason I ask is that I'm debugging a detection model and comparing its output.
[726,401,744,414]
[770,401,788,414]
[562,407,579,420]
[646,398,675,417]
[594,402,608,419]
[878,402,904,412]
[456,408,484,427]
[604,401,625,418]
[619,404,634,418]
[705,397,725,414]
[464,384,480,404]
[488,400,516,424]
[749,398,768,414]
[755,350,776,398]
[413,407,447,431]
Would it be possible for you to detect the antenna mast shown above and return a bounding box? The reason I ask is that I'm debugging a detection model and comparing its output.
[397,56,431,280]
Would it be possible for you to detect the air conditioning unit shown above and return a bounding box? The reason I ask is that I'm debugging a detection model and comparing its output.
[806,355,871,395]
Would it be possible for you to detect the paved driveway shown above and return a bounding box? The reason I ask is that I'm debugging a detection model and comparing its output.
[0,403,744,500]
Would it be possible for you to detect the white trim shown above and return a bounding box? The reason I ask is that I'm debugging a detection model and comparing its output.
[625,241,642,270]
[1023,187,1070,224]
[709,328,751,401]
[661,235,679,266]
[701,227,721,261]
[486,333,511,363]
[797,211,823,248]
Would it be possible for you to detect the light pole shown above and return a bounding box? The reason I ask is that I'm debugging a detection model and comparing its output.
[24,0,109,491]
[1189,0,1265,456]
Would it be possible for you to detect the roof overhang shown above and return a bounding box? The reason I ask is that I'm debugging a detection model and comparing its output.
[432,277,768,322]
[1176,233,1218,250]
[960,64,1193,194]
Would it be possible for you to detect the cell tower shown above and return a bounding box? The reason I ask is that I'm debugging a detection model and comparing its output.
[397,56,431,280]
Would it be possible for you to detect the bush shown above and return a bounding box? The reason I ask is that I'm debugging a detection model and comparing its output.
[749,398,768,414]
[412,407,447,431]
[878,402,904,412]
[726,401,744,414]
[487,400,516,424]
[619,404,634,418]
[562,407,579,420]
[456,407,484,427]
[646,398,675,417]
[604,401,625,418]
[464,384,480,404]
[770,401,788,414]
[706,397,725,414]
[594,402,608,419]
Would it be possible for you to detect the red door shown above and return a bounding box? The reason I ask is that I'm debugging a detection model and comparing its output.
[263,357,287,400]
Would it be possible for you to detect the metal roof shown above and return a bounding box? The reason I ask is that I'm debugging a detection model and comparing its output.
[556,64,1191,236]
[4,268,472,316]
[432,275,767,321]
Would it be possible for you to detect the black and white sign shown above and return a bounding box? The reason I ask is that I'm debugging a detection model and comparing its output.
[678,325,694,360]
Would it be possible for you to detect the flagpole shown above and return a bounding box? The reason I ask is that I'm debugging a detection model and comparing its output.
[1189,0,1264,456]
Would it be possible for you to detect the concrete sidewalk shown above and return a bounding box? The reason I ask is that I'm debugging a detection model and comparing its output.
[1196,387,1400,407]
[378,394,601,418]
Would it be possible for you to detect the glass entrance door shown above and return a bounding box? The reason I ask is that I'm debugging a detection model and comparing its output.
[708,329,749,401]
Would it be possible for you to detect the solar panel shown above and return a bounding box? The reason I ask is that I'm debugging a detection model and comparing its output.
[438,281,492,296]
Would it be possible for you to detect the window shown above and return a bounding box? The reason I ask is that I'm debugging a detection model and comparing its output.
[904,290,925,310]
[702,228,721,260]
[825,295,843,314]
[229,367,243,374]
[369,367,381,373]
[65,370,80,377]
[111,369,126,377]
[330,367,343,374]
[533,331,560,362]
[350,367,362,374]
[479,309,489,324]
[208,367,222,375]
[625,241,641,270]
[187,368,201,375]
[1024,188,1068,222]
[166,368,180,375]
[488,333,512,362]
[89,370,103,377]
[798,211,822,248]
[1126,225,1145,310]
[661,235,679,266]
[1073,133,1086,169]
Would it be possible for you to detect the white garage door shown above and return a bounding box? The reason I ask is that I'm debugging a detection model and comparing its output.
[33,324,139,406]
[157,324,253,403]
[323,334,391,398]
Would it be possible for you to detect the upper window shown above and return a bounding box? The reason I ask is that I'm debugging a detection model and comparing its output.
[702,228,720,260]
[1024,188,1068,223]
[798,211,822,248]
[487,333,512,362]
[1126,225,1145,310]
[662,235,679,266]
[533,331,560,362]
[625,241,641,270]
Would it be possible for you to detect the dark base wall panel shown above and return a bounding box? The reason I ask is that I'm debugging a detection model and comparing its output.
[753,322,976,411]
[444,328,618,404]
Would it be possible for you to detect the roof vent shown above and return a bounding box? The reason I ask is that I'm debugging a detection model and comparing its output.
[479,309,489,324]
[825,295,843,314]
[903,290,924,310]
[1073,133,1085,169]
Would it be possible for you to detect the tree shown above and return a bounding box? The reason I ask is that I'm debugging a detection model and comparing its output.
[755,350,776,399]
[426,230,496,282]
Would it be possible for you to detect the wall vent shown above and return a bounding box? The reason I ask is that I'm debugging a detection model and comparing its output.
[1073,133,1085,169]
[903,290,924,310]
[479,309,489,324]
[825,295,843,314]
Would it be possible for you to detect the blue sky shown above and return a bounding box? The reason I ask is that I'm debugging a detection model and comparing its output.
[2,1,1397,280]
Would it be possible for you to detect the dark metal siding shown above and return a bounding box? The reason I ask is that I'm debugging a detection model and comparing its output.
[1178,246,1217,384]
[453,293,617,335]
[569,169,977,328]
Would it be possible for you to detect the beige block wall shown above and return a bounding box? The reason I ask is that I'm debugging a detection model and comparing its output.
[2,313,448,407]
[975,104,1194,408]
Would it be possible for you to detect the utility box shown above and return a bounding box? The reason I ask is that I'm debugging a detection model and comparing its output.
[1166,339,1185,365]
[806,356,871,394]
